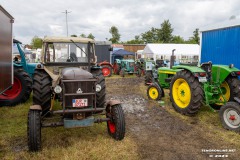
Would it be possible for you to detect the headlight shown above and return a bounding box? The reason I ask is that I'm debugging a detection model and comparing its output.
[229,64,234,68]
[96,84,101,92]
[54,85,62,93]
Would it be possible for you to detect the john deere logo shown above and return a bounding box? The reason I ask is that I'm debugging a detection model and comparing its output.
[76,88,83,93]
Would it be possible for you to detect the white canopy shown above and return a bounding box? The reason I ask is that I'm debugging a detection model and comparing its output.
[143,43,200,61]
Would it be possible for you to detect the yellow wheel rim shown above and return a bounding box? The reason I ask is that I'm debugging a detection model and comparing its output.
[172,78,191,108]
[149,87,159,100]
[216,81,230,105]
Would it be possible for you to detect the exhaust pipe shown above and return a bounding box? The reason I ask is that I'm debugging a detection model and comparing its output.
[170,49,176,69]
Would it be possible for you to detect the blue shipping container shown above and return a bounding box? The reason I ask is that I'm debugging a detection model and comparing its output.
[201,25,240,69]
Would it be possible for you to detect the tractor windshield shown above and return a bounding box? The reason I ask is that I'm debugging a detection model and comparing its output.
[44,42,94,63]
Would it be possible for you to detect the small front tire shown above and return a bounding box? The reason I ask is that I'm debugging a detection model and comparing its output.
[28,110,42,152]
[219,102,240,132]
[106,104,125,140]
[147,83,162,100]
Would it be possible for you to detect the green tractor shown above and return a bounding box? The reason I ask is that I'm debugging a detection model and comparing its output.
[114,59,141,77]
[147,50,240,116]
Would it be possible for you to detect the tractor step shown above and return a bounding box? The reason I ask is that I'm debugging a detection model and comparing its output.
[165,78,172,83]
[64,116,94,128]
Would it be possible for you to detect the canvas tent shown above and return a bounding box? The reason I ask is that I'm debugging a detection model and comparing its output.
[143,44,200,62]
[111,49,135,63]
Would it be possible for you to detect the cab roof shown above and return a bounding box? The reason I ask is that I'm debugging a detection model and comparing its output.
[43,36,95,43]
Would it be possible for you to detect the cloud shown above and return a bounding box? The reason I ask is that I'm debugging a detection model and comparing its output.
[1,0,240,44]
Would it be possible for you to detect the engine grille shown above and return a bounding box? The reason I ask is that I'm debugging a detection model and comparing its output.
[62,79,96,108]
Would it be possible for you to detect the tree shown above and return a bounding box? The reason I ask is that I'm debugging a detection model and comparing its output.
[109,26,121,43]
[31,36,43,49]
[187,28,200,44]
[87,33,95,39]
[158,20,173,43]
[70,34,77,37]
[141,27,160,43]
[171,36,185,44]
[80,34,86,38]
[126,35,144,44]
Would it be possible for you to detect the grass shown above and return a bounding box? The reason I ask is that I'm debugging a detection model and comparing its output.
[0,96,139,160]
[161,89,240,149]
[1,75,240,159]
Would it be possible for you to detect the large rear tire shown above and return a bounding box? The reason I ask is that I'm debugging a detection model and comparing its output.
[0,67,32,106]
[101,65,112,77]
[219,102,240,132]
[28,110,42,152]
[212,76,240,110]
[106,104,125,140]
[170,70,204,116]
[91,69,106,108]
[33,70,51,113]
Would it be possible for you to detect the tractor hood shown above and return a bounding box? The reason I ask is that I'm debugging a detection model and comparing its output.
[61,67,93,80]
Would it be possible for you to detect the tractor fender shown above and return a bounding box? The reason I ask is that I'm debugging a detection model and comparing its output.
[30,105,42,110]
[172,65,206,73]
[14,63,23,68]
[212,65,240,83]
[99,61,113,68]
[106,100,121,108]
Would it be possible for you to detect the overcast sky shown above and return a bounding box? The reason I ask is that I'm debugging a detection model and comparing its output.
[1,0,240,44]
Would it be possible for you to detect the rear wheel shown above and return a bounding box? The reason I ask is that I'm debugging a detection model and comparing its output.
[219,102,240,132]
[147,83,162,100]
[113,64,120,75]
[101,65,112,77]
[106,104,125,140]
[120,69,125,77]
[212,76,240,110]
[28,110,42,151]
[170,70,204,116]
[0,67,32,106]
[33,70,51,113]
[91,69,106,108]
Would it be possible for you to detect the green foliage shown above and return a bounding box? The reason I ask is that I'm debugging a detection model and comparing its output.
[172,35,185,44]
[140,20,173,43]
[109,26,121,43]
[87,33,95,39]
[141,27,161,43]
[126,35,144,44]
[80,33,86,38]
[70,34,77,37]
[187,28,200,44]
[159,20,173,43]
[31,36,43,49]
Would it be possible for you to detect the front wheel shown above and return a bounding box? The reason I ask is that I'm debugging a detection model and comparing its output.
[106,104,125,140]
[28,110,42,152]
[147,83,162,100]
[219,102,240,132]
[120,69,125,77]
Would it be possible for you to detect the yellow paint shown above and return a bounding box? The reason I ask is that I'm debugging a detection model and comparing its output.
[148,87,159,100]
[216,81,231,105]
[172,78,191,108]
[159,71,176,75]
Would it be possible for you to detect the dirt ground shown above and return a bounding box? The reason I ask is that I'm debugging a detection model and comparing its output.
[106,76,240,160]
